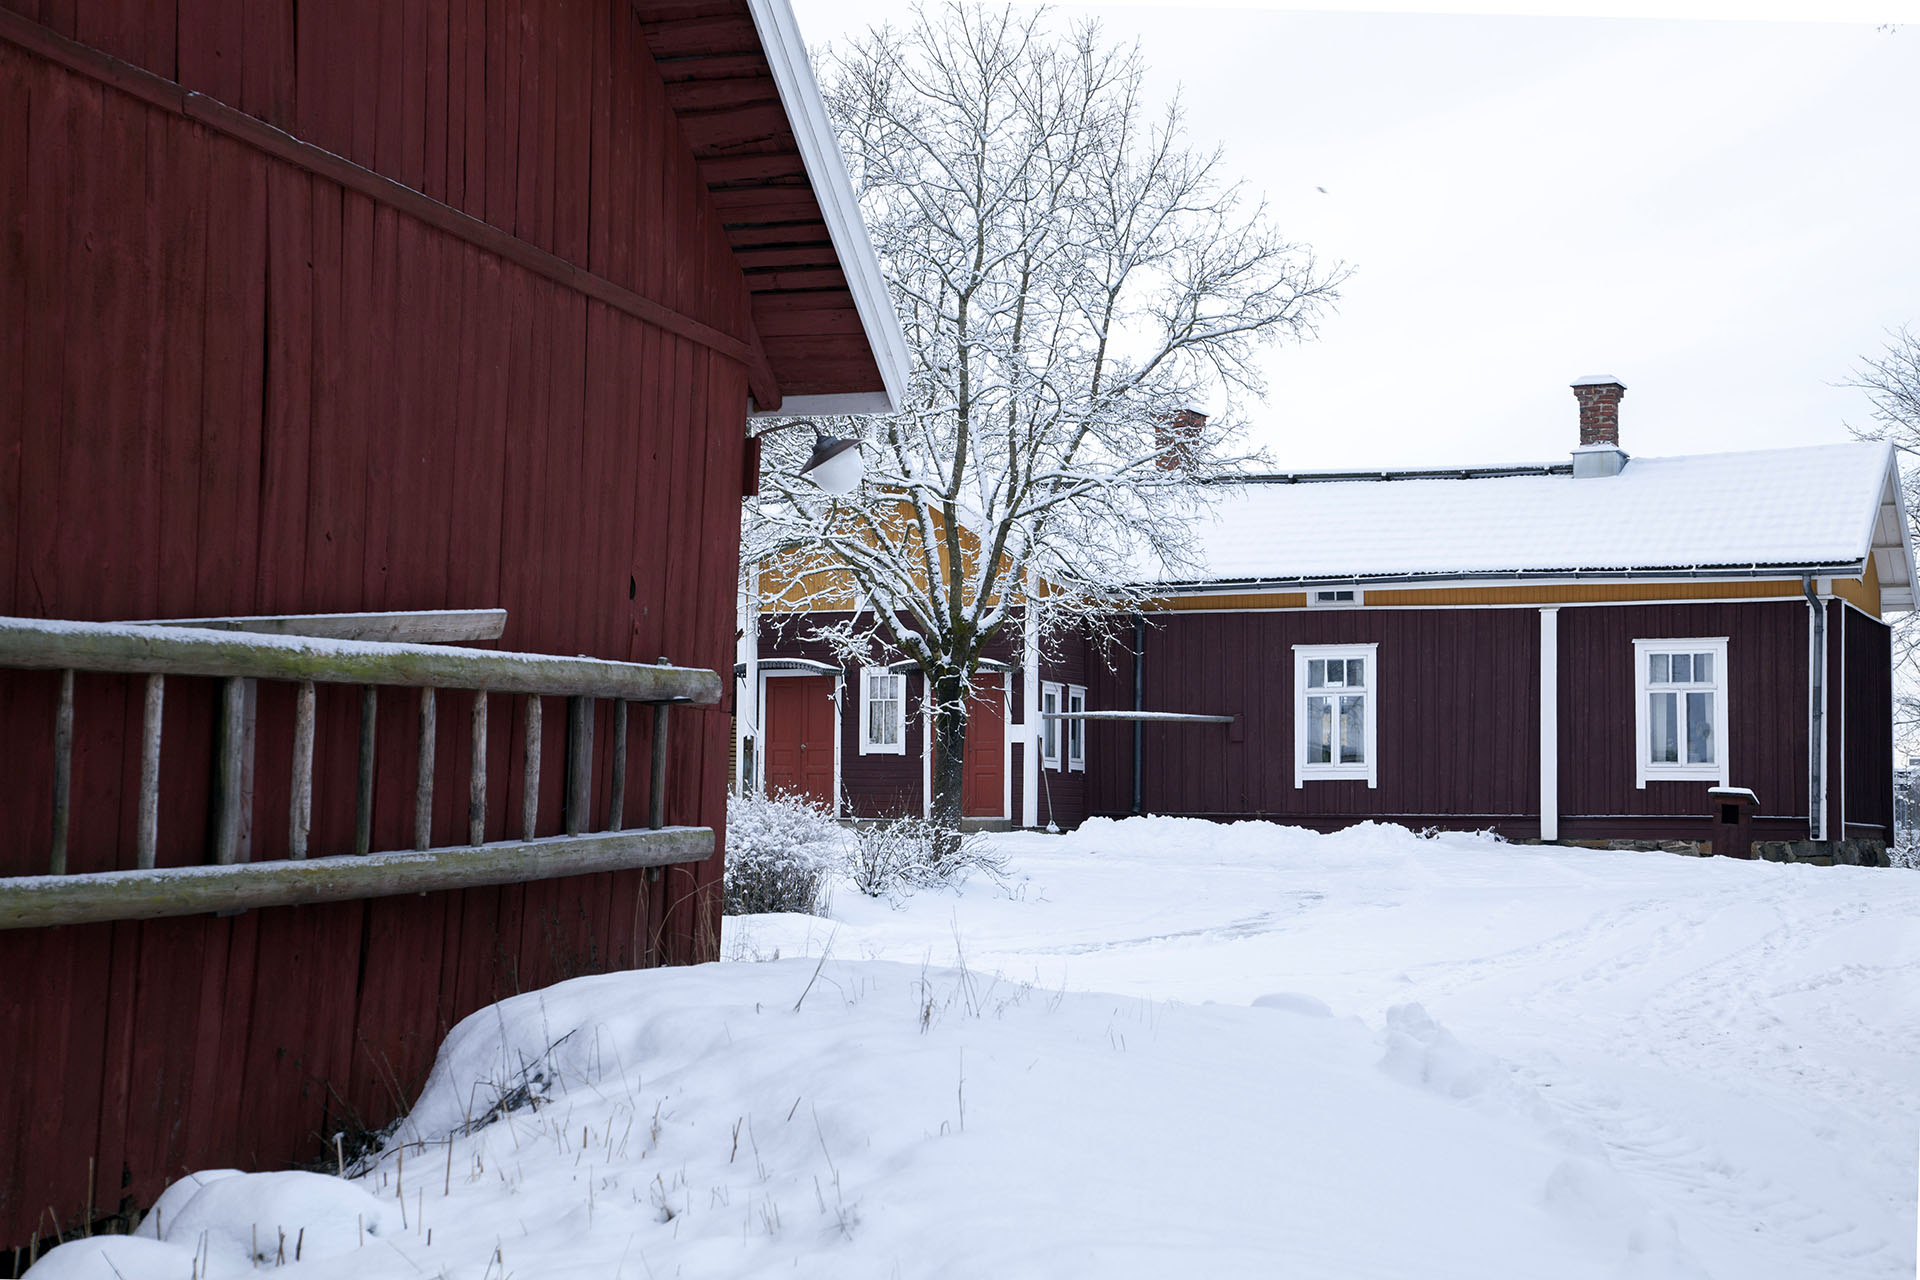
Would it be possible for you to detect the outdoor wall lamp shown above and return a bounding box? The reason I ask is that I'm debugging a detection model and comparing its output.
[753,419,865,496]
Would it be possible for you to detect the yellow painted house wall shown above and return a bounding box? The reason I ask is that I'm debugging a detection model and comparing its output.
[1153,574,1882,618]
[756,499,1021,614]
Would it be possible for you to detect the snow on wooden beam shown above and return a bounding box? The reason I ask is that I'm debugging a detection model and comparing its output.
[129,609,509,644]
[0,828,714,930]
[0,617,722,704]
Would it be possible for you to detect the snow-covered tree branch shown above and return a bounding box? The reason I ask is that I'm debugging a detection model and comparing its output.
[746,1,1346,834]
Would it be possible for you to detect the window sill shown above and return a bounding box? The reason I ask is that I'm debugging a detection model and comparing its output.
[1638,766,1722,785]
[1298,768,1370,782]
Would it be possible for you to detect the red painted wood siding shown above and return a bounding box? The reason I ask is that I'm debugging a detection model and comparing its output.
[1556,601,1809,839]
[0,0,751,343]
[1085,608,1541,832]
[0,2,763,1245]
[1076,601,1867,849]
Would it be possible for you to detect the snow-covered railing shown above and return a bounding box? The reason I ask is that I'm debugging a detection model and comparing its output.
[0,616,722,929]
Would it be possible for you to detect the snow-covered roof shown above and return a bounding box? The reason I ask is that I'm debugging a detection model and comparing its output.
[1148,441,1916,609]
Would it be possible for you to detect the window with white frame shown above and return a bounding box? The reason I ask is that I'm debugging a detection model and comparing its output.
[1308,587,1363,609]
[1040,681,1063,769]
[1293,644,1378,786]
[1066,684,1087,771]
[859,667,906,755]
[1633,638,1728,786]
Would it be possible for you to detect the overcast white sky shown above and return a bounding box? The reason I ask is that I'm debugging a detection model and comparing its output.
[790,1,1920,471]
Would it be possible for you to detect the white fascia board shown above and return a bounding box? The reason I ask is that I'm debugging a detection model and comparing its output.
[1876,450,1918,604]
[763,390,901,417]
[744,0,911,419]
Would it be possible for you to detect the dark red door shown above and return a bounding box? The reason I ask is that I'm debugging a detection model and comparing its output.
[962,677,1006,818]
[764,676,836,809]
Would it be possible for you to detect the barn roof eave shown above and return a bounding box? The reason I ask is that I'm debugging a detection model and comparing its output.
[745,0,910,418]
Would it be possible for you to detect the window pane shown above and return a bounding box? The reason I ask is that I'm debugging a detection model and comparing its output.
[1308,659,1326,688]
[1650,653,1669,683]
[1339,695,1366,764]
[1346,658,1366,688]
[1694,653,1712,683]
[1649,692,1678,763]
[1687,691,1714,764]
[1307,696,1332,764]
[1671,653,1690,683]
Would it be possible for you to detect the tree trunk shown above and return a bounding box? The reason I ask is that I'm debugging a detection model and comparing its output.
[930,674,968,858]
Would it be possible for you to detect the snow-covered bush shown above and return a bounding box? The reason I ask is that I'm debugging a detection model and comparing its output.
[847,816,1006,899]
[724,791,842,916]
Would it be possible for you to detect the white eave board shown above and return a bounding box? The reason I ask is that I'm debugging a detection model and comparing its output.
[745,0,910,418]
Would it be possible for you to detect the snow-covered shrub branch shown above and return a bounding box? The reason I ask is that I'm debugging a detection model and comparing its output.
[725,792,844,916]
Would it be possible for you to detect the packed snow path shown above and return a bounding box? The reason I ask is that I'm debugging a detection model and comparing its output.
[29,820,1919,1279]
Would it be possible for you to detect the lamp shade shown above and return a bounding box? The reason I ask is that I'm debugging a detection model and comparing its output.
[800,434,864,495]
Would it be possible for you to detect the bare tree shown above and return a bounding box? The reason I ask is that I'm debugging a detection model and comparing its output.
[1846,325,1920,752]
[748,2,1344,836]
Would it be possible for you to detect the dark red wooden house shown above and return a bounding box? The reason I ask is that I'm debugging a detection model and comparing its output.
[0,0,906,1254]
[741,381,1913,861]
[1074,379,1912,861]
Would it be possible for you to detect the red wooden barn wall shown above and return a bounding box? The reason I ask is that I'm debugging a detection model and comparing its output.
[0,0,766,1246]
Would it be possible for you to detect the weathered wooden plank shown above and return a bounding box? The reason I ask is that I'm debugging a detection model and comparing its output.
[209,676,247,864]
[468,689,486,846]
[0,617,723,703]
[50,668,72,874]
[650,702,669,830]
[289,679,314,859]
[354,685,377,856]
[565,694,592,836]
[414,686,436,851]
[132,608,509,644]
[0,829,715,929]
[136,674,163,871]
[608,698,628,831]
[520,693,541,840]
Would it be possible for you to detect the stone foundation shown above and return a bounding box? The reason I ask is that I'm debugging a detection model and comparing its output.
[1750,839,1888,868]
[1530,837,1888,866]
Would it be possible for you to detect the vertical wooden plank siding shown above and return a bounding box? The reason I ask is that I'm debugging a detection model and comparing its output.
[0,0,759,1244]
[1841,607,1893,840]
[1075,601,1818,845]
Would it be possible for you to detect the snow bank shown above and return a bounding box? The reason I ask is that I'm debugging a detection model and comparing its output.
[30,1171,397,1277]
[27,817,1917,1279]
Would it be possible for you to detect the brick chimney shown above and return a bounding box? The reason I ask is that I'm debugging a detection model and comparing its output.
[1569,375,1627,477]
[1156,408,1208,472]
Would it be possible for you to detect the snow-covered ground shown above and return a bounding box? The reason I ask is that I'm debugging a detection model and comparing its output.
[29,819,1920,1279]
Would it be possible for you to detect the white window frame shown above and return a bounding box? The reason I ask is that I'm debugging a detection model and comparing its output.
[1040,680,1063,770]
[857,666,906,756]
[1632,637,1729,787]
[1293,643,1379,787]
[1307,587,1364,609]
[1066,684,1087,772]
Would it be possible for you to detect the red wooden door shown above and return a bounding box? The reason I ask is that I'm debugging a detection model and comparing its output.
[962,677,1007,818]
[764,676,836,809]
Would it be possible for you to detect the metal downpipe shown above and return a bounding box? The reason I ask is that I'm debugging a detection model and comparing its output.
[1804,574,1825,841]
